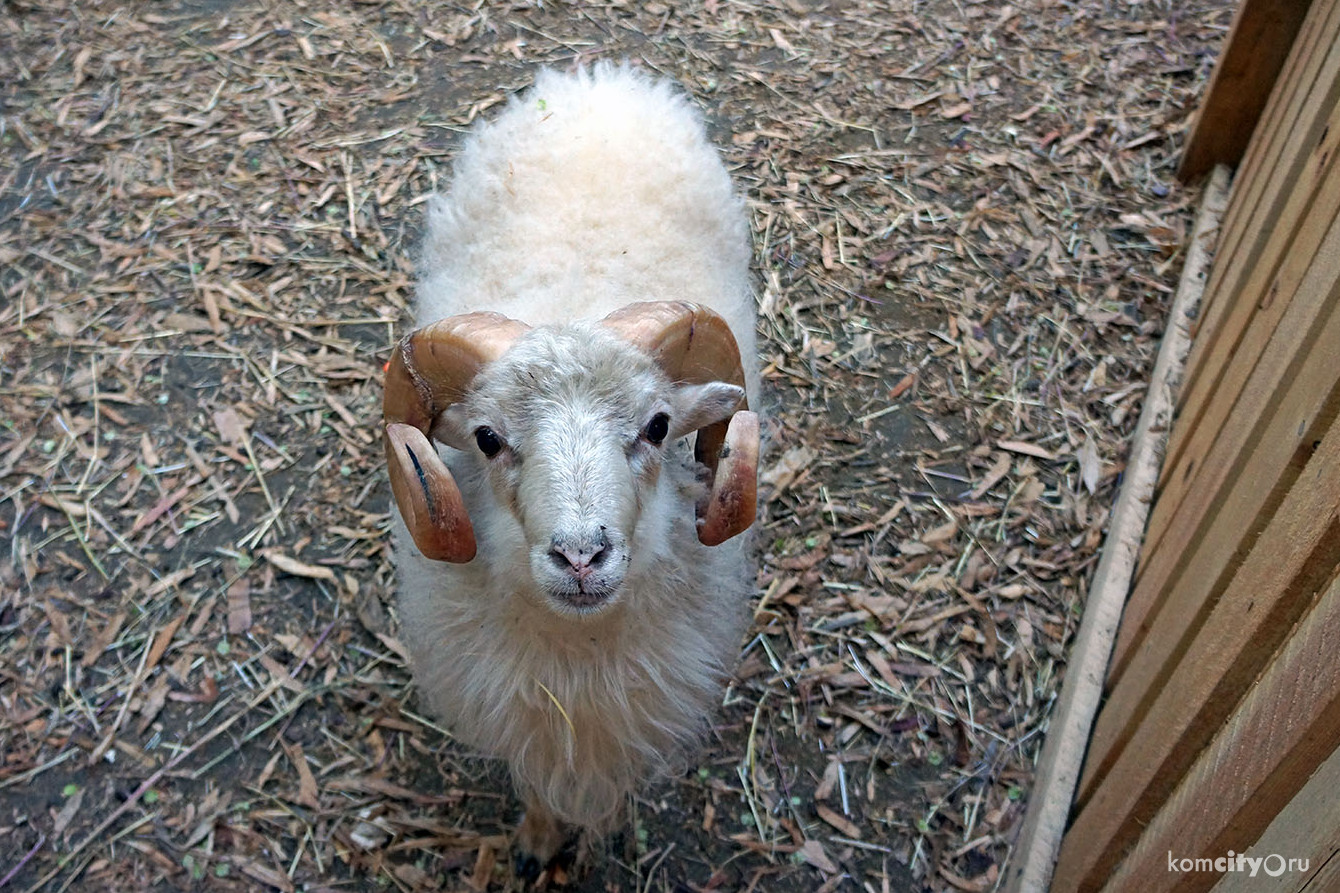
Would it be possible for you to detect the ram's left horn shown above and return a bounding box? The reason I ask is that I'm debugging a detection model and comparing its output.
[383,312,530,562]
[601,302,759,545]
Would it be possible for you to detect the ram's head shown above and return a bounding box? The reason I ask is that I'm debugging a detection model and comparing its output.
[384,302,758,609]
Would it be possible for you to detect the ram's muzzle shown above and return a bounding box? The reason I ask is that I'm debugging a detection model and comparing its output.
[384,302,759,562]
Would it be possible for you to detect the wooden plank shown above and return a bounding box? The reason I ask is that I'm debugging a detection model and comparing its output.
[999,168,1231,893]
[1303,854,1340,892]
[1191,0,1336,333]
[1058,406,1340,886]
[1175,0,1340,431]
[1151,55,1340,561]
[1087,571,1340,893]
[1181,0,1319,303]
[1102,209,1340,699]
[1080,240,1340,815]
[1187,0,1339,337]
[1211,741,1340,892]
[1179,0,1314,181]
[1132,114,1340,635]
[1147,3,1340,561]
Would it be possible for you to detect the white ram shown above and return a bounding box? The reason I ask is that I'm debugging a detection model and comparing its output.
[383,65,761,873]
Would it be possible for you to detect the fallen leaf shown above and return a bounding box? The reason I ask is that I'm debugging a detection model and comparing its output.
[799,839,839,874]
[925,418,952,443]
[998,439,1055,460]
[51,311,80,337]
[971,452,1012,499]
[468,840,496,891]
[52,786,85,837]
[162,312,214,332]
[889,372,916,400]
[227,577,253,634]
[816,803,862,838]
[213,408,248,447]
[1078,437,1102,494]
[238,859,296,892]
[284,741,320,810]
[265,551,337,582]
[761,445,815,492]
[895,90,944,110]
[145,615,186,673]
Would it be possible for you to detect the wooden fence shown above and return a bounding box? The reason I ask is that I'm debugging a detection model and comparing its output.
[1038,0,1340,888]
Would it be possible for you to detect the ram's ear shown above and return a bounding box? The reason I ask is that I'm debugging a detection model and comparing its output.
[669,382,745,440]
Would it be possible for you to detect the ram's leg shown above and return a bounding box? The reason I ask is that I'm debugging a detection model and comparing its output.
[514,797,567,881]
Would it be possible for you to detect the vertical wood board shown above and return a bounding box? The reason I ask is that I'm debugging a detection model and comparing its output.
[1146,70,1340,566]
[1122,135,1340,670]
[1179,0,1315,181]
[1105,231,1340,692]
[1065,409,1340,877]
[1176,0,1340,418]
[1211,740,1340,893]
[1093,571,1340,893]
[1195,0,1334,301]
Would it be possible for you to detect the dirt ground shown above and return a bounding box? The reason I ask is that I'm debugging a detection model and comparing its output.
[1,0,1229,890]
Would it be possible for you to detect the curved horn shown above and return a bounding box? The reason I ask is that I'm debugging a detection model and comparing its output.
[384,312,529,562]
[601,302,759,546]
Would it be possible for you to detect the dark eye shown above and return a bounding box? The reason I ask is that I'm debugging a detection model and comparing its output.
[643,413,670,445]
[475,426,503,457]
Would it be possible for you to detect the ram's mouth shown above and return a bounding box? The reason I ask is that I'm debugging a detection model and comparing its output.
[546,578,621,615]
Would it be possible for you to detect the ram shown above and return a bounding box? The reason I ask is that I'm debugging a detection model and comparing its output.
[383,65,761,875]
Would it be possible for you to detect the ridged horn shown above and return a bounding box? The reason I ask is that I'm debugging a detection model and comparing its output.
[601,301,759,545]
[383,312,530,562]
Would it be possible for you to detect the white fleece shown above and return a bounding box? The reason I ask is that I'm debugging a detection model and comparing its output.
[416,64,759,405]
[395,64,758,830]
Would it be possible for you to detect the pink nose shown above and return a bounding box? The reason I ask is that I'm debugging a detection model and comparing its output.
[549,532,610,579]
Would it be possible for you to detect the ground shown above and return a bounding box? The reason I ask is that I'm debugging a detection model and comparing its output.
[0,0,1228,890]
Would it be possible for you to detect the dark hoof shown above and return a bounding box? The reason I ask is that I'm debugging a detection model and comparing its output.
[514,852,544,882]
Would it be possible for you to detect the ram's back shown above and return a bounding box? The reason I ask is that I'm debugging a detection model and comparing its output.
[417,65,756,392]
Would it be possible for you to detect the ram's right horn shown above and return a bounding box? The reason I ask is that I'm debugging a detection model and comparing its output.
[383,312,530,562]
[601,301,759,545]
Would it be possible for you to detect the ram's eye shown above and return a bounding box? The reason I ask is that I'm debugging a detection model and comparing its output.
[643,413,670,446]
[474,426,503,457]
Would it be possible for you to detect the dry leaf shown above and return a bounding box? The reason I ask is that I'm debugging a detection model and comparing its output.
[972,452,1012,499]
[162,312,214,332]
[798,839,839,874]
[1078,437,1102,494]
[52,787,85,837]
[213,408,248,447]
[816,803,862,838]
[762,445,815,492]
[227,577,253,635]
[998,439,1056,460]
[145,615,186,673]
[264,551,337,582]
[925,418,952,443]
[288,742,320,809]
[51,311,80,337]
[889,372,916,400]
[468,840,496,891]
